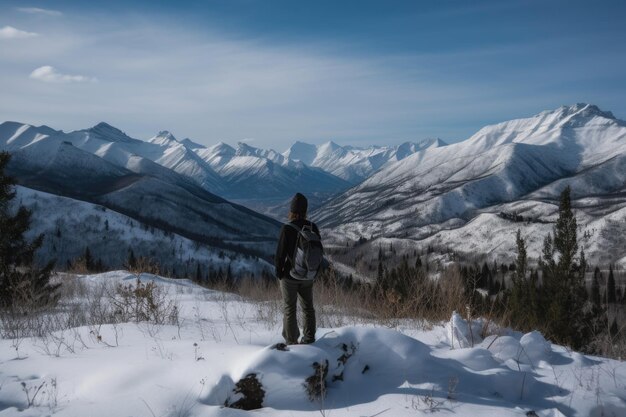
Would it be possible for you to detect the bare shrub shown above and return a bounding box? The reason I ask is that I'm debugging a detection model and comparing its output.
[67,257,90,275]
[127,257,161,276]
[109,277,179,326]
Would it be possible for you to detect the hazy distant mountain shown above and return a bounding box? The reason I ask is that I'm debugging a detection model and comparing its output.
[314,104,626,265]
[283,139,446,183]
[192,141,351,201]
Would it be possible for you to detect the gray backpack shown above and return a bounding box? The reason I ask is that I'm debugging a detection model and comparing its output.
[287,222,324,280]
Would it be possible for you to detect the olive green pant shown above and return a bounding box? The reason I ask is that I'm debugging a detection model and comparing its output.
[279,277,316,344]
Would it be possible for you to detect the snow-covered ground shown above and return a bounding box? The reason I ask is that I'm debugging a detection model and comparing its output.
[1,271,625,417]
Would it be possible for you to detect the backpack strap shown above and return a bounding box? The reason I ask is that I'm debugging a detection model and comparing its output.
[285,222,302,265]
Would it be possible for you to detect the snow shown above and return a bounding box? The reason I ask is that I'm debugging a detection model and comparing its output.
[1,271,625,417]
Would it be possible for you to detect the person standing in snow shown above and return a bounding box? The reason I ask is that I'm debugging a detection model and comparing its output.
[274,193,324,345]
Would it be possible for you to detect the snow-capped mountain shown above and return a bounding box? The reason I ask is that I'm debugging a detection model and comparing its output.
[283,138,446,183]
[192,141,350,201]
[0,121,280,263]
[1,118,439,220]
[314,104,626,265]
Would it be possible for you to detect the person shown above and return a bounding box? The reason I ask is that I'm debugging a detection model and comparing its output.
[274,192,322,345]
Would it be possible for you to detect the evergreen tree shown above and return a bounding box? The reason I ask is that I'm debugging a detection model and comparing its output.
[127,248,137,270]
[195,262,202,282]
[589,266,607,337]
[607,265,616,304]
[539,186,592,350]
[592,267,602,308]
[515,229,527,281]
[553,186,578,276]
[0,151,58,308]
[84,247,94,271]
[509,229,537,329]
[610,318,619,337]
[377,258,384,287]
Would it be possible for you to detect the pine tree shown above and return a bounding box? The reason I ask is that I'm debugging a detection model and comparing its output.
[515,229,527,281]
[607,265,616,304]
[509,229,537,329]
[610,318,619,337]
[195,262,202,282]
[0,151,58,308]
[592,267,602,308]
[539,186,592,350]
[84,247,94,271]
[553,186,578,276]
[127,248,137,270]
[377,258,384,286]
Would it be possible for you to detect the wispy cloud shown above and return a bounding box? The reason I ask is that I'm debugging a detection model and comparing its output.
[16,7,63,16]
[29,66,96,83]
[1,7,624,149]
[0,25,38,39]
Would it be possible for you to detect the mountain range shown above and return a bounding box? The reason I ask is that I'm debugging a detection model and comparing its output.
[0,119,431,270]
[314,103,626,268]
[2,103,625,273]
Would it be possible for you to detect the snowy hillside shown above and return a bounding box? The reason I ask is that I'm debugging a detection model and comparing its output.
[13,186,271,275]
[315,104,626,265]
[0,271,623,417]
[284,138,446,183]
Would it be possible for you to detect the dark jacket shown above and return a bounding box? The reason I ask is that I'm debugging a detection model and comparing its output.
[274,219,321,279]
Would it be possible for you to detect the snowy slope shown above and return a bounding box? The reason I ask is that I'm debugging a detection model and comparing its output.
[284,138,446,183]
[0,271,623,417]
[14,186,269,274]
[315,104,626,265]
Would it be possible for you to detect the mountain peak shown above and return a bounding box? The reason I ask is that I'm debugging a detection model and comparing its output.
[541,103,615,121]
[283,141,317,165]
[90,122,123,134]
[235,141,261,156]
[86,122,136,143]
[180,138,205,150]
[157,130,177,140]
[149,130,180,146]
[207,141,236,157]
[321,140,342,149]
[318,140,345,158]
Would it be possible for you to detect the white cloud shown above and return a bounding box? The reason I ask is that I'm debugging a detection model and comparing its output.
[29,66,97,83]
[16,7,63,16]
[0,25,38,39]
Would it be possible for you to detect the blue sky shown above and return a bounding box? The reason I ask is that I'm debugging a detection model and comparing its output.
[1,0,625,149]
